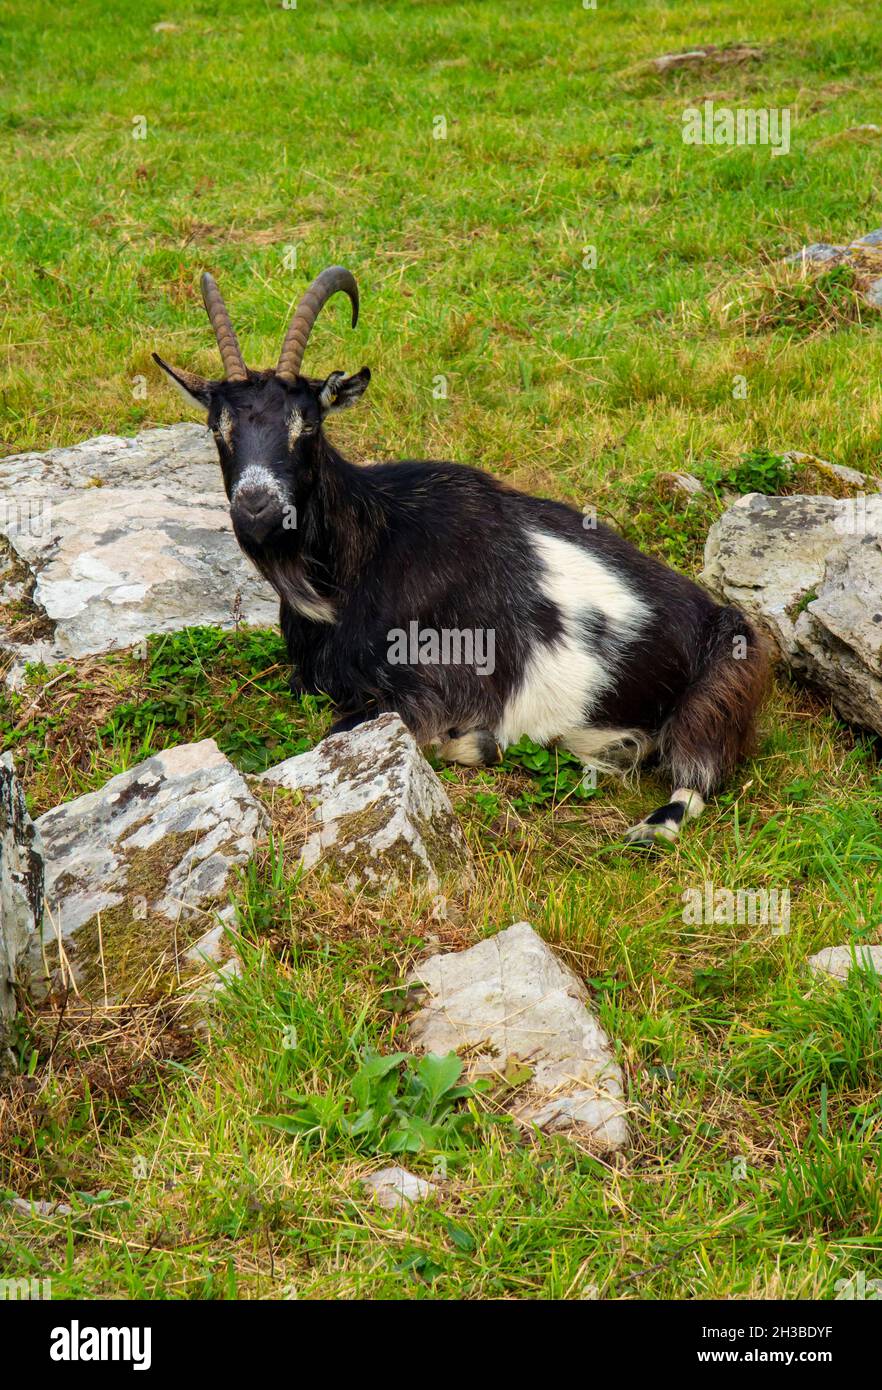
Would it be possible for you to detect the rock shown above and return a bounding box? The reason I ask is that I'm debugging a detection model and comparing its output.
[808,944,882,983]
[661,471,705,497]
[0,755,44,1062]
[407,921,628,1151]
[34,739,267,999]
[783,228,882,311]
[0,424,276,684]
[780,451,881,491]
[649,44,763,73]
[7,1195,73,1218]
[702,492,882,735]
[784,243,847,270]
[259,713,473,892]
[360,1166,439,1210]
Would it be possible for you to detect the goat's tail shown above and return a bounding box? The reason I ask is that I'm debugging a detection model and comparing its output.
[657,604,769,798]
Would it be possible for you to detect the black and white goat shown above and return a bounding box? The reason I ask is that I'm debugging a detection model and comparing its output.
[154,268,767,844]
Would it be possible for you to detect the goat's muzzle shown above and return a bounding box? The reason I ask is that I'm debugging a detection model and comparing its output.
[231,490,284,545]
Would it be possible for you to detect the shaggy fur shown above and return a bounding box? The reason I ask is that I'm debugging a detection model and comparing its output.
[155,334,767,844]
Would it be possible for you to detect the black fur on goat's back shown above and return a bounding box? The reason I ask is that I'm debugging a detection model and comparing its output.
[266,437,763,770]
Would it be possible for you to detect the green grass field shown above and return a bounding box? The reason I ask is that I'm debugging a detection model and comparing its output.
[3,0,882,1300]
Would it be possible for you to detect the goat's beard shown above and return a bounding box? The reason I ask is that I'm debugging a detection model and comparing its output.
[251,552,336,625]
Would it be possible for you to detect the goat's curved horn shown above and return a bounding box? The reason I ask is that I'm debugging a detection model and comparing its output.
[200,273,248,382]
[276,266,359,383]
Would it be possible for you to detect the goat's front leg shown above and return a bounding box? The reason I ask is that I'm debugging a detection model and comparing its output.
[435,728,503,766]
[289,668,317,698]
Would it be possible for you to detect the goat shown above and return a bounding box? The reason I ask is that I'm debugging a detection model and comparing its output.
[154,268,767,844]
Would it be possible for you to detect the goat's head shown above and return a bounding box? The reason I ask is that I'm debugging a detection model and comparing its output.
[153,267,370,550]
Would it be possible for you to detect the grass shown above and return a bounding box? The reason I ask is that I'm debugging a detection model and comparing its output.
[2,0,882,1301]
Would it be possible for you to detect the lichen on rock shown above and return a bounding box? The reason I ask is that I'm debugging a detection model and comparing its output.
[35,739,267,1000]
[258,713,474,892]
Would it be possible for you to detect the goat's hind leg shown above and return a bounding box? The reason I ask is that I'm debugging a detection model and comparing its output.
[624,788,706,847]
[624,602,767,848]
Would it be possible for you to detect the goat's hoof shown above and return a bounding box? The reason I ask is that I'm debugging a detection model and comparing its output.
[623,821,677,849]
[438,729,502,767]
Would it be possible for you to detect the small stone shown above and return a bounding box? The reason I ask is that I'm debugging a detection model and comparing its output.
[407,921,628,1151]
[649,44,763,73]
[360,1166,439,1210]
[808,944,882,983]
[7,1195,73,1218]
[780,451,881,490]
[259,714,473,892]
[661,471,705,497]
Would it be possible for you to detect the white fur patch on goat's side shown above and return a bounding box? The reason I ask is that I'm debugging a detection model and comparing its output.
[231,463,288,508]
[494,529,648,747]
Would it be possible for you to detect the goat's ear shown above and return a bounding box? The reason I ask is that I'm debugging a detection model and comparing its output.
[152,353,214,411]
[317,366,371,415]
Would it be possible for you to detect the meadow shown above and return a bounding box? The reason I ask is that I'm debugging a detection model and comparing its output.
[2,0,882,1300]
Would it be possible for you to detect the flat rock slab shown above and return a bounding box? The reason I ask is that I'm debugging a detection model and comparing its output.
[407,921,628,1152]
[35,739,267,998]
[808,944,882,983]
[702,492,882,735]
[0,423,276,682]
[360,1166,439,1210]
[0,754,44,1061]
[259,713,473,892]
